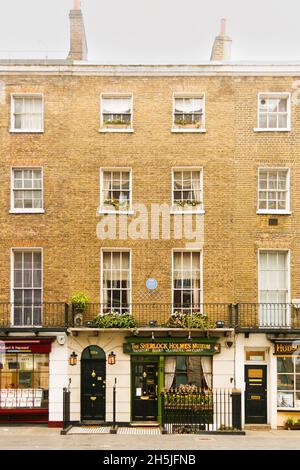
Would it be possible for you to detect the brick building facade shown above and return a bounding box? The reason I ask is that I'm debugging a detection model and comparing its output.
[0,3,299,430]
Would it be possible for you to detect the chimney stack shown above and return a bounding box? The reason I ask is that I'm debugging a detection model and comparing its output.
[67,0,88,61]
[210,18,232,61]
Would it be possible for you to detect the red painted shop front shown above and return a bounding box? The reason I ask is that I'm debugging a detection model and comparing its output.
[0,338,54,423]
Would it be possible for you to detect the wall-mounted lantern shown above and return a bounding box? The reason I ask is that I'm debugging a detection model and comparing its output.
[108,351,116,365]
[69,351,78,366]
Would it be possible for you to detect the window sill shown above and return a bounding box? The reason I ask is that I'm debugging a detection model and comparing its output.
[9,209,45,214]
[98,210,134,215]
[253,128,291,133]
[99,128,134,133]
[256,210,292,215]
[170,209,205,215]
[9,129,44,134]
[171,128,206,133]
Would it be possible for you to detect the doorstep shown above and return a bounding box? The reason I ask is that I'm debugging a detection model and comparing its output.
[244,424,271,431]
[130,421,160,427]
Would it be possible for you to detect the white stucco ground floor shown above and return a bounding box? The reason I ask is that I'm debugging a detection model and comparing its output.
[1,329,299,430]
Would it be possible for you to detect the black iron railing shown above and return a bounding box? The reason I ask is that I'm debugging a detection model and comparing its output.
[235,303,300,330]
[74,303,233,329]
[0,303,69,328]
[161,388,242,433]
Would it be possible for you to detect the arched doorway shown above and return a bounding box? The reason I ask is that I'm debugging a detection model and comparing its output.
[81,345,106,422]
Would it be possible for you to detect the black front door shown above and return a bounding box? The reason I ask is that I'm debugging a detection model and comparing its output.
[132,357,159,421]
[245,365,267,424]
[81,346,106,421]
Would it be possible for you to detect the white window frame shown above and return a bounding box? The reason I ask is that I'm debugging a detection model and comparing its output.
[10,167,44,214]
[254,92,291,132]
[99,93,134,133]
[172,92,206,133]
[171,249,203,311]
[171,167,205,214]
[10,93,44,133]
[277,356,300,411]
[100,248,132,315]
[258,249,291,327]
[10,247,43,327]
[257,167,291,215]
[98,168,133,215]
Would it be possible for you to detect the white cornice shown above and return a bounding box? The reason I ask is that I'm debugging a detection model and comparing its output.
[1,61,300,76]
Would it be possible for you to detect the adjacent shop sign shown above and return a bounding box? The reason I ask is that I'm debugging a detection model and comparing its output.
[124,338,220,355]
[274,340,300,356]
[0,339,54,354]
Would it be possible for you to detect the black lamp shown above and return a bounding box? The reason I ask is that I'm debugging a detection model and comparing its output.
[216,320,225,329]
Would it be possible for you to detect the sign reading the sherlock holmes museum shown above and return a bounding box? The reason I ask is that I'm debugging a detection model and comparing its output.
[274,341,300,356]
[124,339,221,355]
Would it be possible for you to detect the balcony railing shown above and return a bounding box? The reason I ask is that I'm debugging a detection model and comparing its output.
[72,303,233,329]
[235,303,300,330]
[1,302,300,331]
[0,303,69,329]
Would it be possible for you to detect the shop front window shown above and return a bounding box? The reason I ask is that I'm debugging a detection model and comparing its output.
[164,356,212,391]
[277,356,300,409]
[0,353,49,409]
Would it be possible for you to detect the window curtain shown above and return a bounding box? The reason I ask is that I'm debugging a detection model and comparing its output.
[191,173,202,204]
[186,356,212,390]
[102,172,111,203]
[174,98,202,114]
[15,98,42,130]
[102,98,131,114]
[200,356,212,390]
[164,356,177,390]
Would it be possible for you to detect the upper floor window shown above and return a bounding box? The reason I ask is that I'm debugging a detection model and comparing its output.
[257,168,290,215]
[100,169,132,213]
[173,251,202,314]
[101,250,131,314]
[257,93,291,131]
[100,94,133,132]
[11,168,43,214]
[172,94,205,132]
[10,94,44,132]
[172,168,204,213]
[12,250,42,326]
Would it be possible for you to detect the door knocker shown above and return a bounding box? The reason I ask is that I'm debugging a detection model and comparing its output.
[91,370,96,378]
[90,396,97,401]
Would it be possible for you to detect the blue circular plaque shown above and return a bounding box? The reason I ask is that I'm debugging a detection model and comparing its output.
[146,278,158,290]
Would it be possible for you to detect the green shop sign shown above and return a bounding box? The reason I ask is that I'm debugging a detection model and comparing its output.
[123,338,221,355]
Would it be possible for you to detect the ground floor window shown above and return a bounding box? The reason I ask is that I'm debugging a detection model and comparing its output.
[0,353,49,409]
[277,356,300,409]
[164,356,212,391]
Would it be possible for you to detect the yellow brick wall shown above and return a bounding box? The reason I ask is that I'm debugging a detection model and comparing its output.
[0,73,298,305]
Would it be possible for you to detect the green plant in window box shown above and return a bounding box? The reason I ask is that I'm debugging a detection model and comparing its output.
[93,311,136,329]
[174,116,202,128]
[175,200,201,208]
[104,118,130,127]
[166,311,212,329]
[104,199,129,210]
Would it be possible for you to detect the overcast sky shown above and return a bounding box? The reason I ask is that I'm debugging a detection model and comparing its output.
[0,0,299,62]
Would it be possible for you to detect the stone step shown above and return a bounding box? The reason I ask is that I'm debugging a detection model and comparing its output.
[130,421,160,427]
[244,424,271,431]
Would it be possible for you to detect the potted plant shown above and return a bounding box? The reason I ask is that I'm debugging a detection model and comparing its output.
[71,292,89,327]
[93,310,136,329]
[174,115,203,129]
[285,417,300,430]
[103,117,131,129]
